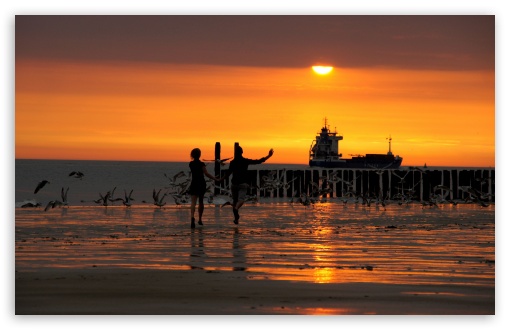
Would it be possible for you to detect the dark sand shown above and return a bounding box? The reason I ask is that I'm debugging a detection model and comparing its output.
[16,268,494,315]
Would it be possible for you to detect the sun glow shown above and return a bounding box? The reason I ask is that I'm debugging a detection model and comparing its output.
[15,60,494,166]
[312,66,333,75]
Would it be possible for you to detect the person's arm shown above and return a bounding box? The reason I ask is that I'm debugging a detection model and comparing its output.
[262,148,274,162]
[249,148,274,164]
[202,166,219,181]
[217,167,231,182]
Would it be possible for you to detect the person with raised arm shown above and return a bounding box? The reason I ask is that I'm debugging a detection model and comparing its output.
[219,145,274,225]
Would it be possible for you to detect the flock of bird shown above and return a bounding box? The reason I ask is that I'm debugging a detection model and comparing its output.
[276,168,494,209]
[21,167,494,211]
[24,169,232,211]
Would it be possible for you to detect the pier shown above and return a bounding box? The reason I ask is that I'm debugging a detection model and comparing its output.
[213,142,494,203]
[216,167,495,202]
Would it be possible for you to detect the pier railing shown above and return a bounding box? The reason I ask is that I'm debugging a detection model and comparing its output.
[217,167,495,202]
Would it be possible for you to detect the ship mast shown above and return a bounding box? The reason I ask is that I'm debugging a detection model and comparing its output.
[387,135,393,156]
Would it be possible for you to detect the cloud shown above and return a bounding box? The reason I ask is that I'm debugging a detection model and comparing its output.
[15,15,494,70]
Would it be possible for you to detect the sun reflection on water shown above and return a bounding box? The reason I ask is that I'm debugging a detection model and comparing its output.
[312,266,334,283]
[267,306,356,315]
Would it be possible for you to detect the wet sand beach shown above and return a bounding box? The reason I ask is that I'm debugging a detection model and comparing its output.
[15,202,495,315]
[16,268,494,315]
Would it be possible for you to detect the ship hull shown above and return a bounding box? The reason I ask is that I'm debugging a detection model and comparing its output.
[309,155,402,169]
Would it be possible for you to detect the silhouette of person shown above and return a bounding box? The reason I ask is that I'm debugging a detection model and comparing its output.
[189,148,219,228]
[220,145,274,224]
[232,227,246,271]
[189,227,205,268]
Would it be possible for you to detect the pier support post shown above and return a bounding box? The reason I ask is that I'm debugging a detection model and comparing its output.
[214,142,221,195]
[489,169,493,200]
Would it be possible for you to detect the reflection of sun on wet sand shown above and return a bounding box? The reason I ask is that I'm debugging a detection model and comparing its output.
[15,202,494,314]
[232,228,247,272]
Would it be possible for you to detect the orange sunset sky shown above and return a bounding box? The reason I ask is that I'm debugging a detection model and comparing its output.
[15,15,495,167]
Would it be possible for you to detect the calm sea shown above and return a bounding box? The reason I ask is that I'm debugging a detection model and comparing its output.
[15,159,492,208]
[15,159,310,207]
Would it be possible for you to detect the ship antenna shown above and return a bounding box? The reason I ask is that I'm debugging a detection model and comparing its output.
[387,135,393,155]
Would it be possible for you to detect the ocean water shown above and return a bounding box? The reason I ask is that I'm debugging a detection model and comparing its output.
[15,159,493,208]
[15,159,307,207]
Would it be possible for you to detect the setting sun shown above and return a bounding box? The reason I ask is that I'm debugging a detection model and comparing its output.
[312,66,334,75]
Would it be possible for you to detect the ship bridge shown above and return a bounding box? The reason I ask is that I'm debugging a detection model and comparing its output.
[310,118,343,161]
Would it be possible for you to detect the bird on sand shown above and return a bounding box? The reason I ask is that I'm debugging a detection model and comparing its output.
[34,180,50,194]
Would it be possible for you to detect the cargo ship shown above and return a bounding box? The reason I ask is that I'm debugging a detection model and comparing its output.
[309,119,403,168]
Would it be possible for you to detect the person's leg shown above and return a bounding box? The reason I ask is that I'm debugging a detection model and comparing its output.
[198,195,204,225]
[231,185,240,224]
[190,195,197,228]
[237,184,249,209]
[235,200,245,210]
[231,185,239,207]
[233,184,248,224]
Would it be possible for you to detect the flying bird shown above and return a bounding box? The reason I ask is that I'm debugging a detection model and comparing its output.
[153,188,163,203]
[122,189,135,207]
[61,187,69,206]
[44,187,69,211]
[34,180,50,194]
[203,157,233,167]
[20,201,42,208]
[409,166,429,174]
[44,200,63,212]
[107,187,124,204]
[164,171,186,186]
[153,189,167,208]
[69,171,84,179]
[93,191,111,206]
